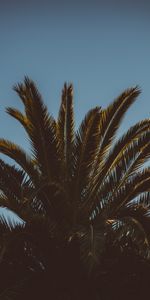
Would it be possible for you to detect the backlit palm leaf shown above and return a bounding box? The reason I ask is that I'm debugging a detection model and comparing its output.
[65,83,75,181]
[95,119,150,186]
[73,107,101,200]
[79,224,105,272]
[91,87,141,196]
[0,139,39,184]
[110,217,149,258]
[6,107,30,135]
[14,77,61,181]
[57,83,67,163]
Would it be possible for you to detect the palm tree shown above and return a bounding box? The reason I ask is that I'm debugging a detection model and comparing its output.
[0,77,150,299]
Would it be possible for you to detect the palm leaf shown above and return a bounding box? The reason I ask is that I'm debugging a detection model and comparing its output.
[128,192,150,208]
[90,167,150,223]
[14,77,61,181]
[65,84,75,180]
[88,130,150,215]
[0,139,39,185]
[74,107,101,200]
[6,107,30,134]
[91,87,141,197]
[57,83,67,164]
[0,159,25,200]
[110,216,149,258]
[94,119,150,188]
[79,224,105,272]
[109,168,150,215]
[0,210,22,232]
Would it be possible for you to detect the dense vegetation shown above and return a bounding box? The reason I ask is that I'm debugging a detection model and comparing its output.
[0,78,150,299]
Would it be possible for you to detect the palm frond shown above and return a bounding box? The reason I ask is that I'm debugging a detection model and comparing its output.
[109,168,150,215]
[125,142,150,178]
[95,119,150,189]
[13,80,31,107]
[65,84,75,180]
[91,87,141,196]
[0,139,39,184]
[88,131,150,214]
[79,224,105,272]
[57,83,67,164]
[6,107,30,134]
[73,107,101,200]
[128,192,150,208]
[0,210,23,232]
[90,167,150,223]
[14,77,61,181]
[110,216,149,258]
[0,159,25,200]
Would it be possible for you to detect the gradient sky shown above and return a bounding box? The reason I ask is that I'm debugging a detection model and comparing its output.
[0,0,150,148]
[0,0,150,155]
[0,0,150,221]
[0,0,149,277]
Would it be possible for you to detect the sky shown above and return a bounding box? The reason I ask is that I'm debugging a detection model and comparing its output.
[0,0,150,220]
[0,0,150,155]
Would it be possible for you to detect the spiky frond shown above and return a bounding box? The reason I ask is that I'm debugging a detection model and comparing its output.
[110,216,150,258]
[14,77,62,181]
[90,87,141,196]
[73,107,101,199]
[0,159,25,197]
[86,126,150,214]
[79,224,105,272]
[57,83,67,163]
[65,83,75,180]
[95,119,150,187]
[108,168,150,216]
[0,139,39,184]
[129,192,150,208]
[6,107,30,134]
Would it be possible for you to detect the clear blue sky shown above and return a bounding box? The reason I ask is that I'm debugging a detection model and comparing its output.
[0,0,150,154]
